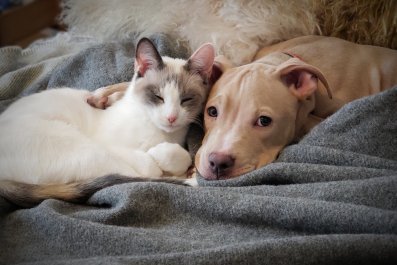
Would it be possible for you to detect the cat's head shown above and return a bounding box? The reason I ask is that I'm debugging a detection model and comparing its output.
[132,38,216,133]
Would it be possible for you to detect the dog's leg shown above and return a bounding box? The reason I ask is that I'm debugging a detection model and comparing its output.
[184,176,198,186]
[300,114,324,137]
[87,82,130,109]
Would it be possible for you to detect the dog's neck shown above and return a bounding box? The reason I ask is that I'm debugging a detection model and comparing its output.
[293,94,317,139]
[254,52,292,66]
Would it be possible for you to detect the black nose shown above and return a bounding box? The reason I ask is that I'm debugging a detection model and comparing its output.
[208,152,235,177]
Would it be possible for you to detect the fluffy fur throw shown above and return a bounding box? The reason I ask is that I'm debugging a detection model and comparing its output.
[60,0,396,65]
[313,0,396,50]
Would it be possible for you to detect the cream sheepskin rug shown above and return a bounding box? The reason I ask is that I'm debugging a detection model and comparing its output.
[60,0,396,65]
[60,0,318,65]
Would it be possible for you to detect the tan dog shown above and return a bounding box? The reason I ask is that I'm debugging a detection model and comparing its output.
[195,35,397,180]
[89,36,397,181]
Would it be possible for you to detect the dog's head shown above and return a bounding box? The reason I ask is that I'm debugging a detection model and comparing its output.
[196,53,330,180]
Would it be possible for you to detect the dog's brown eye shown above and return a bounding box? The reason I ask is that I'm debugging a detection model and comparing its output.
[207,106,218,117]
[256,116,272,127]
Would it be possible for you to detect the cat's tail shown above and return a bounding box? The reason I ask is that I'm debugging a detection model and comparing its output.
[0,174,193,208]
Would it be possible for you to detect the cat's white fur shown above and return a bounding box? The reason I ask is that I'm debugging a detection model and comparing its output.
[0,39,214,185]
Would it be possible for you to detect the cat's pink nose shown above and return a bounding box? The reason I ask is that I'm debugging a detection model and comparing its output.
[167,115,177,124]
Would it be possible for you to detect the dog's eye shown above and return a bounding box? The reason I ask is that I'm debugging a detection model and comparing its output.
[256,116,272,127]
[207,106,218,117]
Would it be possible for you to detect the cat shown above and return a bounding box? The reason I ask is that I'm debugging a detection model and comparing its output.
[0,38,215,207]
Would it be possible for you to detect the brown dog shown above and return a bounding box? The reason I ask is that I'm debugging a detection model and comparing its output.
[195,35,397,180]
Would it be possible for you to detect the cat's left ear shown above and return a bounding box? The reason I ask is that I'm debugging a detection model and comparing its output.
[135,38,164,77]
[185,43,215,82]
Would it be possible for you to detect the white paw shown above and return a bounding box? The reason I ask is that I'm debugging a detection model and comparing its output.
[184,176,198,187]
[147,142,192,176]
[135,154,163,178]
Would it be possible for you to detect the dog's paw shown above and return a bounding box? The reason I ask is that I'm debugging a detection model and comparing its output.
[87,87,109,109]
[184,176,198,187]
[147,142,192,176]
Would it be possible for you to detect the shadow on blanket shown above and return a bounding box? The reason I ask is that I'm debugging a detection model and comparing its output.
[0,34,396,264]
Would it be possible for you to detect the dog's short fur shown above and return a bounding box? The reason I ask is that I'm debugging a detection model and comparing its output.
[86,36,397,181]
[195,35,397,180]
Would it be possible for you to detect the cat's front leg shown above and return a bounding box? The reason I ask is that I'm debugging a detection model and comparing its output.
[87,82,130,109]
[105,145,164,178]
[147,142,192,177]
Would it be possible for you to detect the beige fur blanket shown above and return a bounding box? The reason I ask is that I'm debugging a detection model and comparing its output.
[60,0,397,65]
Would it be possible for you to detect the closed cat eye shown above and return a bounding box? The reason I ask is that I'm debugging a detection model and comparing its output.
[181,97,193,104]
[155,95,164,102]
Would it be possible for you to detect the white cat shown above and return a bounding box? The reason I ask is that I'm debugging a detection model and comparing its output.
[0,38,214,206]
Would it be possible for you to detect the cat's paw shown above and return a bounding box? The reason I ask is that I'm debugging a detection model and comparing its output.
[132,153,163,178]
[147,142,192,176]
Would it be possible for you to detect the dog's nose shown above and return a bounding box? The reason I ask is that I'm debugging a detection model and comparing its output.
[208,152,235,177]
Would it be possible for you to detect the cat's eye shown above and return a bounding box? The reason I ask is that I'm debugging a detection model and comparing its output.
[181,97,193,104]
[207,106,218,117]
[255,116,272,127]
[155,95,164,102]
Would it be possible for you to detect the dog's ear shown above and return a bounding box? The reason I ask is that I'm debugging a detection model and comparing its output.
[205,55,234,85]
[209,62,223,85]
[214,55,234,72]
[135,38,164,77]
[186,43,216,82]
[278,58,332,100]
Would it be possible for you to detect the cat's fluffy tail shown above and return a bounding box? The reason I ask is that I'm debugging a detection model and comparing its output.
[0,175,191,208]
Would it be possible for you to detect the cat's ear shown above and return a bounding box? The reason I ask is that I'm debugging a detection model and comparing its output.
[185,43,215,82]
[135,38,164,77]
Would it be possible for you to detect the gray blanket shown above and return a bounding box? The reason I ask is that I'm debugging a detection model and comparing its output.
[0,33,396,265]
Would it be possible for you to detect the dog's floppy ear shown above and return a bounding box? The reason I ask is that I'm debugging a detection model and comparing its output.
[214,55,234,72]
[135,38,164,77]
[277,58,332,100]
[206,55,234,85]
[209,61,223,85]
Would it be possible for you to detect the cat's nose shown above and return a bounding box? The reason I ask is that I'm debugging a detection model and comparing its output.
[167,115,177,124]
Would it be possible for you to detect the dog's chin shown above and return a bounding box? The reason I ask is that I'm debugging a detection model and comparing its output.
[199,171,228,181]
[198,165,256,181]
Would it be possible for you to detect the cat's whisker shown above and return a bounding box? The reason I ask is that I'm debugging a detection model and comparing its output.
[189,116,204,130]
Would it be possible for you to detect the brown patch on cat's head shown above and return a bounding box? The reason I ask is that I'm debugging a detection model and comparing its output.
[134,59,210,119]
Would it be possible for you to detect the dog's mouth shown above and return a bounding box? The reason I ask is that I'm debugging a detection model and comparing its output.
[198,164,256,180]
